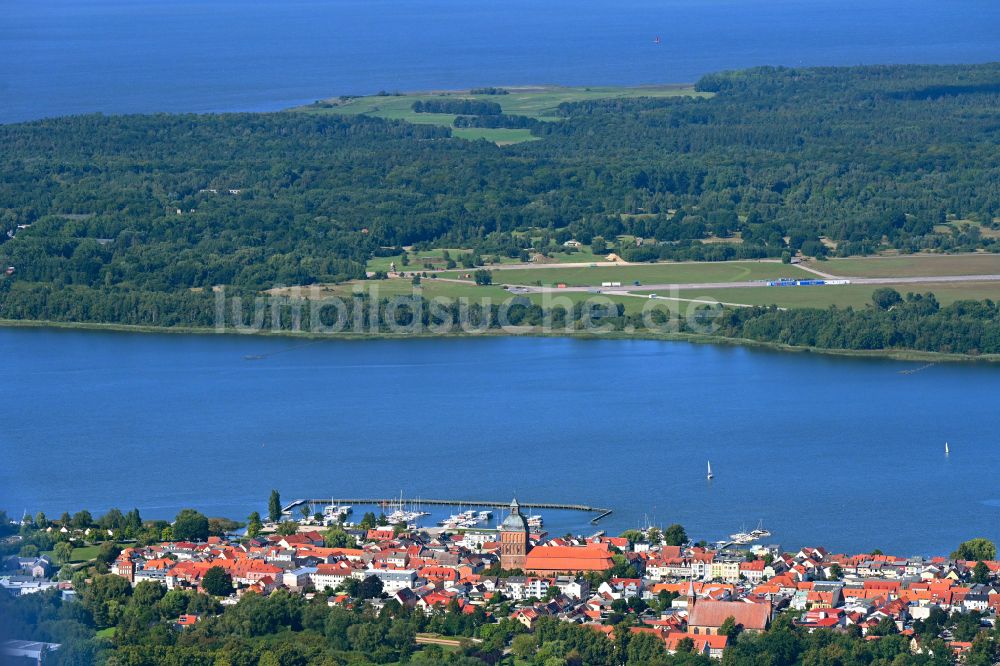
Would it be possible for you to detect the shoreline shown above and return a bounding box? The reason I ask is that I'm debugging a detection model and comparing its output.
[3,317,997,365]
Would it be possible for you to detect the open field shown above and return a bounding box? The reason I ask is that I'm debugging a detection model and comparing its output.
[806,253,1000,278]
[302,85,706,121]
[532,248,614,264]
[41,544,101,564]
[266,278,652,314]
[371,249,529,272]
[657,281,1000,310]
[268,278,511,302]
[295,85,707,144]
[366,248,481,273]
[442,261,811,286]
[366,248,609,273]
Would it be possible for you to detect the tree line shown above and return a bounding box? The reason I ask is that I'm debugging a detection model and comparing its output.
[2,64,1000,353]
[411,99,502,115]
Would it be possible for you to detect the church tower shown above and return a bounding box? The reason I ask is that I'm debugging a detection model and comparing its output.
[686,578,697,609]
[498,498,530,570]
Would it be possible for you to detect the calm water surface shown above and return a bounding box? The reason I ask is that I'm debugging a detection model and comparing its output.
[2,0,1000,123]
[1,328,998,555]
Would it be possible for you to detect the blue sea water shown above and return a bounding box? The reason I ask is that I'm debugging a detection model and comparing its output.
[1,328,998,556]
[2,0,1000,123]
[2,0,1000,556]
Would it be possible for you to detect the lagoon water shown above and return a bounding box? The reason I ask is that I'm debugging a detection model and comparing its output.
[2,0,1000,123]
[2,327,999,555]
[3,0,1000,555]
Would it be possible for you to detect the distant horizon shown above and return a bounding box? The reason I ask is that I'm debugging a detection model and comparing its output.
[4,0,1000,123]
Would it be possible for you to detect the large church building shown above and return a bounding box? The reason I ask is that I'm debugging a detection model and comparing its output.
[498,499,614,575]
[498,499,530,570]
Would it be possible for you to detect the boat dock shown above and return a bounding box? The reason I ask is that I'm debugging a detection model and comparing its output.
[283,498,614,524]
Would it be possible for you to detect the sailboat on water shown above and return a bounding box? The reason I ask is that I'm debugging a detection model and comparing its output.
[945,442,950,455]
[707,461,714,481]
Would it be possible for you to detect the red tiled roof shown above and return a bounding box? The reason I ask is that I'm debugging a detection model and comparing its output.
[688,600,771,631]
[524,546,615,573]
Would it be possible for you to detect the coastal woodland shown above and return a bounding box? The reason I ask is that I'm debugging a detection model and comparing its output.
[1,64,999,354]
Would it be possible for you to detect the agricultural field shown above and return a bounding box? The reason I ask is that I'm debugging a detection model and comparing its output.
[808,253,1000,278]
[294,85,707,144]
[443,261,811,287]
[661,281,1000,310]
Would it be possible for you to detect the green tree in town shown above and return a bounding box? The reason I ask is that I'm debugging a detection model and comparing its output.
[81,573,133,628]
[953,539,997,562]
[124,508,142,535]
[323,526,353,548]
[202,565,234,597]
[511,633,536,660]
[172,509,209,541]
[53,541,75,564]
[247,511,263,539]
[973,561,991,584]
[952,611,984,641]
[358,575,384,600]
[358,512,377,530]
[619,529,645,544]
[207,517,243,537]
[96,541,121,566]
[277,520,298,536]
[268,490,282,523]
[720,615,743,641]
[870,616,899,636]
[71,510,93,530]
[662,523,688,547]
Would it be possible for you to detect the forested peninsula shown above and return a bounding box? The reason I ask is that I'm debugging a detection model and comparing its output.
[1,64,999,357]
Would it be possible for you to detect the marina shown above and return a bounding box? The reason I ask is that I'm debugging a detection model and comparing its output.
[283,497,612,525]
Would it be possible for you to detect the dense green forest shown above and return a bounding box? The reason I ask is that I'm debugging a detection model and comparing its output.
[1,63,999,353]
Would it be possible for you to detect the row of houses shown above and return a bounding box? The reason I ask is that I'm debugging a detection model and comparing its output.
[97,522,1000,660]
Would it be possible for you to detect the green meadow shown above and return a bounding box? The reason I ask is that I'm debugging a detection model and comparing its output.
[294,85,708,144]
[809,254,1000,278]
[661,281,1000,310]
[442,261,810,286]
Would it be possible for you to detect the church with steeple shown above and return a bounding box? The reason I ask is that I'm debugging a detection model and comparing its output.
[498,498,530,570]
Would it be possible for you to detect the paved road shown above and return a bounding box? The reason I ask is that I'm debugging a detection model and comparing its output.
[511,273,1000,294]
